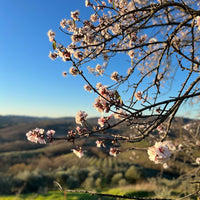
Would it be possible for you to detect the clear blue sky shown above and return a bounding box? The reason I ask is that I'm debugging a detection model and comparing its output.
[0,0,199,119]
[0,0,100,117]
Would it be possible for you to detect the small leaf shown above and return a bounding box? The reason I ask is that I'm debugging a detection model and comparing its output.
[115,91,123,105]
[52,41,56,50]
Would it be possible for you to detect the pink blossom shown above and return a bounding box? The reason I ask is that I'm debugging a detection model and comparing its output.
[113,109,127,119]
[72,148,84,158]
[109,147,119,157]
[147,142,171,164]
[98,116,107,127]
[84,84,92,92]
[178,144,184,151]
[26,128,46,144]
[96,82,103,89]
[60,19,67,29]
[163,163,169,169]
[111,71,119,81]
[71,10,80,21]
[62,51,71,61]
[95,64,104,75]
[75,110,88,125]
[195,16,200,30]
[90,14,98,22]
[157,124,165,134]
[47,30,55,42]
[135,91,143,100]
[46,129,55,138]
[85,0,90,7]
[62,71,67,77]
[128,50,134,58]
[163,140,176,151]
[49,51,58,60]
[96,140,105,148]
[127,68,132,74]
[74,50,83,60]
[93,97,110,113]
[69,67,78,76]
[196,157,200,165]
[76,126,87,134]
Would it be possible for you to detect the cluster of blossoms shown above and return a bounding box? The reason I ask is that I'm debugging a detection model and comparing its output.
[147,141,174,167]
[75,110,88,125]
[36,0,200,172]
[87,64,105,76]
[26,128,55,144]
[93,83,123,113]
[97,115,112,127]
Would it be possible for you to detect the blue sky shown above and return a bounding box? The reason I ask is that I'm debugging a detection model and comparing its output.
[0,0,99,117]
[1,0,199,119]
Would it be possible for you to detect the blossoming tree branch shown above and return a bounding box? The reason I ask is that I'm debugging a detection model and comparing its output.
[26,0,200,171]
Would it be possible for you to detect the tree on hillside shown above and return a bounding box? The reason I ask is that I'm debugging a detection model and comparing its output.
[26,0,200,198]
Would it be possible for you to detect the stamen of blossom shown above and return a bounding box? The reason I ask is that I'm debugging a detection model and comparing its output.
[147,141,171,165]
[26,128,46,144]
[75,110,88,125]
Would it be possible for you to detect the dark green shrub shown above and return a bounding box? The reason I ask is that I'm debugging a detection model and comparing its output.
[111,173,123,185]
[125,166,142,183]
[66,176,79,189]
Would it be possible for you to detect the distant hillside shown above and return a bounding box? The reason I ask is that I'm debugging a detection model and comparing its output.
[0,115,199,195]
